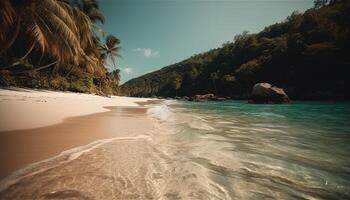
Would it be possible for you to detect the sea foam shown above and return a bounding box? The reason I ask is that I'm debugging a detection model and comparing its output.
[147,104,173,121]
[0,134,151,193]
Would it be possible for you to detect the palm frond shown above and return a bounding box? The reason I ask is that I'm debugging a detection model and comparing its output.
[0,0,20,54]
[30,9,80,64]
[0,0,16,40]
[106,35,120,49]
[29,21,48,54]
[87,9,105,23]
[43,0,79,36]
[71,7,94,49]
[109,54,117,67]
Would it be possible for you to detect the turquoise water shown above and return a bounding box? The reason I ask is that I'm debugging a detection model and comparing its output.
[151,100,350,199]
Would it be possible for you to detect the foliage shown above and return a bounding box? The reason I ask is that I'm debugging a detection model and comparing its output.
[100,35,121,67]
[122,1,350,100]
[0,0,121,95]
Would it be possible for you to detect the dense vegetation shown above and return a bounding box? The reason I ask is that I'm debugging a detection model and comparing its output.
[122,1,350,100]
[0,0,121,95]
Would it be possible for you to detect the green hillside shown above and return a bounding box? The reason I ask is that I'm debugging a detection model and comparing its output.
[121,1,350,100]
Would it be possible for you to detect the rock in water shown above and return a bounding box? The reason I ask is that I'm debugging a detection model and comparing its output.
[251,83,290,103]
[188,94,227,102]
[269,86,290,103]
[252,83,272,96]
[190,94,215,101]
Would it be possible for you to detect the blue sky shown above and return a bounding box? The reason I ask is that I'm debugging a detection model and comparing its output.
[99,0,314,83]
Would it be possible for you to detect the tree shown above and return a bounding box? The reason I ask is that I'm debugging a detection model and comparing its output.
[314,0,328,8]
[109,69,121,86]
[74,0,105,24]
[313,0,343,8]
[234,31,249,42]
[174,77,182,97]
[210,72,219,94]
[100,35,121,67]
[185,66,199,80]
[0,0,123,95]
[0,0,94,71]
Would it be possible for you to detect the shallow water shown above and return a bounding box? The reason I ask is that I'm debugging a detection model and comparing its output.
[145,101,350,199]
[1,100,350,199]
[151,100,350,199]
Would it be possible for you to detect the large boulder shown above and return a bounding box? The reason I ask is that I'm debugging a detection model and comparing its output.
[252,83,272,97]
[250,83,290,103]
[269,86,290,103]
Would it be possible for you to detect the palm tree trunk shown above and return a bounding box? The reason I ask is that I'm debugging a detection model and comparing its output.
[19,41,36,60]
[9,61,57,76]
[32,61,58,72]
[4,42,36,70]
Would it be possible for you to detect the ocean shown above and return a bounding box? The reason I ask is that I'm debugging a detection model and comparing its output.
[1,100,350,199]
[149,100,350,199]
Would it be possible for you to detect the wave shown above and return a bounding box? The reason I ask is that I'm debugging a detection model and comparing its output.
[163,99,177,105]
[188,121,216,131]
[217,120,237,124]
[251,112,286,118]
[0,134,151,193]
[252,123,289,128]
[147,104,173,121]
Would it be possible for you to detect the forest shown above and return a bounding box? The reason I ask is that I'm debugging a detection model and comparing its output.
[0,0,121,95]
[121,0,350,100]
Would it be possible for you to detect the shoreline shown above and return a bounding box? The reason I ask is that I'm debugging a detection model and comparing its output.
[0,88,160,179]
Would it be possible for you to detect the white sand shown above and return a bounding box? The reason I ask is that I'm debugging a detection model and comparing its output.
[0,88,152,131]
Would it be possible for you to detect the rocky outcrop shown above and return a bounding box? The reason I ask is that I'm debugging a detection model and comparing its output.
[250,83,290,103]
[269,86,290,103]
[189,94,226,101]
[189,94,213,101]
[211,97,227,101]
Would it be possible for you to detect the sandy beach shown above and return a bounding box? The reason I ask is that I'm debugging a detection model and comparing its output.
[0,88,158,179]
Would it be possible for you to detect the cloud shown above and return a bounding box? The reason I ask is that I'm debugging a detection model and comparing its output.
[122,67,133,75]
[133,48,159,57]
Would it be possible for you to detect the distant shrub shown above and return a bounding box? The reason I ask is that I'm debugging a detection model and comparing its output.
[69,76,94,93]
[50,76,69,91]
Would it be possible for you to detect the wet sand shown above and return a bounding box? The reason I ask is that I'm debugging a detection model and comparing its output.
[0,138,172,199]
[0,106,156,179]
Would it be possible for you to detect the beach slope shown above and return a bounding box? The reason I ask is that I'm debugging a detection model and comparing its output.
[0,88,157,179]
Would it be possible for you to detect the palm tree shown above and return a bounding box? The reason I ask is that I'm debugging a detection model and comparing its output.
[109,69,121,85]
[71,0,106,38]
[0,0,20,56]
[100,35,121,67]
[0,0,94,70]
[0,0,121,95]
[75,0,105,24]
